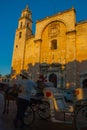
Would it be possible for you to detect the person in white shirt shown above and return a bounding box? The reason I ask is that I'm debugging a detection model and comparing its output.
[14,73,36,128]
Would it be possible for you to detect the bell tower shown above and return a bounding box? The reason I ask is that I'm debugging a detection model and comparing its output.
[11,5,33,77]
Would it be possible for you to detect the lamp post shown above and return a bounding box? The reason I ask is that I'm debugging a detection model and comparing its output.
[60,64,65,89]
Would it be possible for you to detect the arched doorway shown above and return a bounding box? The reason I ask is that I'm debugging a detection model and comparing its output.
[49,73,57,87]
[83,79,87,88]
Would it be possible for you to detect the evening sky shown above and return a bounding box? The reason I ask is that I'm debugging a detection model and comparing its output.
[0,0,87,75]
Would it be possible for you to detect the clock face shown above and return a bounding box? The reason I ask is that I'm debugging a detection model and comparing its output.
[48,22,60,38]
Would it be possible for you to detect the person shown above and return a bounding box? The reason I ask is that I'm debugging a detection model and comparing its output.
[14,72,37,128]
[36,74,48,97]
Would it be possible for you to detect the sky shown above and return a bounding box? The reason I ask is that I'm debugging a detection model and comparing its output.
[0,0,87,76]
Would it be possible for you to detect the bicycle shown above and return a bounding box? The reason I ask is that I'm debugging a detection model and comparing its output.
[23,96,50,126]
[74,99,87,130]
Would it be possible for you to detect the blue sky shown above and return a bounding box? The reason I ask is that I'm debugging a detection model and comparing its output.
[0,0,87,76]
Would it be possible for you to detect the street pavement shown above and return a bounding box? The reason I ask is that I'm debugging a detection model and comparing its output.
[0,93,86,130]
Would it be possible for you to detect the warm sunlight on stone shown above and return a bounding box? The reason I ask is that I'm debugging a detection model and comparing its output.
[11,6,87,89]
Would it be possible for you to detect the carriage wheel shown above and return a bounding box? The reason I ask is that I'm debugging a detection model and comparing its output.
[38,101,50,120]
[75,105,87,130]
[23,105,35,126]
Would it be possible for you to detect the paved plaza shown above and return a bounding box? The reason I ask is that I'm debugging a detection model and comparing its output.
[0,93,86,130]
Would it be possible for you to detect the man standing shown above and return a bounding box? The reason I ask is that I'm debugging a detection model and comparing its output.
[14,72,36,128]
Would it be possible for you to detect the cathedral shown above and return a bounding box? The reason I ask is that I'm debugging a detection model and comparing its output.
[11,5,87,89]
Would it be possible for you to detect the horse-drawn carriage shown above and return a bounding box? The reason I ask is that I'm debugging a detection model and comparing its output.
[0,81,87,130]
[43,86,87,130]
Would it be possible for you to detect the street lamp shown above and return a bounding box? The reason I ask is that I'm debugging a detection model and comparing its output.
[60,64,66,89]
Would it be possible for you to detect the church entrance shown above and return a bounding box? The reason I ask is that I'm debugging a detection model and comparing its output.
[82,79,87,88]
[49,73,57,88]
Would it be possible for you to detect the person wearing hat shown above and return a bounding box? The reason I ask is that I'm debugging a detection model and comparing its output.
[14,72,37,128]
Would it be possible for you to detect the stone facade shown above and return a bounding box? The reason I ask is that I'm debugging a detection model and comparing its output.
[11,6,87,89]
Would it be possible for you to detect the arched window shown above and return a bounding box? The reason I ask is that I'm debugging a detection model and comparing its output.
[49,73,57,87]
[19,32,22,38]
[20,22,23,28]
[51,39,57,50]
[83,79,87,88]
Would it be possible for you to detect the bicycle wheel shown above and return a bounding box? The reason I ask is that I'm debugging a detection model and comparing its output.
[38,101,50,120]
[75,105,87,130]
[23,105,35,126]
